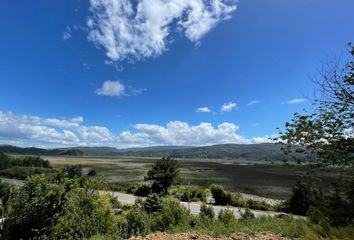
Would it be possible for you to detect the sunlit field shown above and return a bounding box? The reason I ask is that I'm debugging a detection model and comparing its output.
[45,156,337,199]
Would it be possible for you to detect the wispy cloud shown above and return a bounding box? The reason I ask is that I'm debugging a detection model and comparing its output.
[87,0,238,62]
[246,100,260,106]
[62,26,72,40]
[221,102,237,112]
[287,98,308,104]
[196,107,211,113]
[95,80,145,97]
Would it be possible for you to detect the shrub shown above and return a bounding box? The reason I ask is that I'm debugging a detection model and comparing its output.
[125,208,150,237]
[134,184,151,197]
[246,199,273,211]
[108,182,137,193]
[2,175,67,239]
[61,165,83,179]
[218,208,237,226]
[230,193,247,207]
[143,193,162,214]
[199,204,215,219]
[110,196,122,209]
[285,180,323,215]
[171,186,207,202]
[0,180,10,205]
[51,190,116,240]
[241,208,255,220]
[87,169,97,177]
[151,197,190,231]
[210,184,232,205]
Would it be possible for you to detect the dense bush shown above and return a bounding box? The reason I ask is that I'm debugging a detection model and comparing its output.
[209,184,275,211]
[87,169,97,177]
[171,185,207,202]
[125,208,150,237]
[60,165,83,179]
[142,193,162,214]
[246,199,273,211]
[284,180,323,215]
[151,197,190,231]
[108,182,138,193]
[199,204,215,220]
[307,172,354,227]
[2,175,68,239]
[210,184,232,205]
[52,189,116,240]
[134,184,151,197]
[199,204,215,226]
[218,208,237,226]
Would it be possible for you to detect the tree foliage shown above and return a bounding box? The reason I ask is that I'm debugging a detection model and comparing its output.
[51,189,116,240]
[276,43,353,166]
[2,175,68,239]
[145,157,180,195]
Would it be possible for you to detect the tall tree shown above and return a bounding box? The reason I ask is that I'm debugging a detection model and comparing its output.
[277,43,353,166]
[145,157,180,195]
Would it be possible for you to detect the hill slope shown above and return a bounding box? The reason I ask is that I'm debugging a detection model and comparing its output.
[115,143,291,161]
[0,144,293,161]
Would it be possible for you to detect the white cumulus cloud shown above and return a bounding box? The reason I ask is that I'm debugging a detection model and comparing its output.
[96,80,145,97]
[96,80,126,96]
[196,107,211,113]
[87,0,237,62]
[0,111,273,148]
[221,102,237,112]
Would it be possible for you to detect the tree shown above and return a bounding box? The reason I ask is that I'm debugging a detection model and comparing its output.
[145,157,180,195]
[276,43,353,166]
[286,180,323,216]
[277,44,354,227]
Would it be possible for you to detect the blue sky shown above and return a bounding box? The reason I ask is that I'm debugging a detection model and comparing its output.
[0,0,353,148]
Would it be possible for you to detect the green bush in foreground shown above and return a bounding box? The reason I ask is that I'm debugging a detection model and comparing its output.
[151,197,190,231]
[199,204,215,220]
[52,189,116,240]
[2,175,68,239]
[218,209,237,226]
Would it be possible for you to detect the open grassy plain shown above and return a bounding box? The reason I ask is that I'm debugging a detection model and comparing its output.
[45,156,337,199]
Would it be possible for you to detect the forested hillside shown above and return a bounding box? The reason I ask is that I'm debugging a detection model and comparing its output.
[0,144,295,162]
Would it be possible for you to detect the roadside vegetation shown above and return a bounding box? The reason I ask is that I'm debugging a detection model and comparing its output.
[0,44,352,239]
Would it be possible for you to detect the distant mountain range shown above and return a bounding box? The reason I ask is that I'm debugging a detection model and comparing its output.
[0,143,294,162]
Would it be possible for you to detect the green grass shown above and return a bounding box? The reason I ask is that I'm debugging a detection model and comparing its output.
[44,156,337,199]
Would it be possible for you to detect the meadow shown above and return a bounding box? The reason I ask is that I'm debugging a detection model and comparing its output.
[45,156,337,199]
